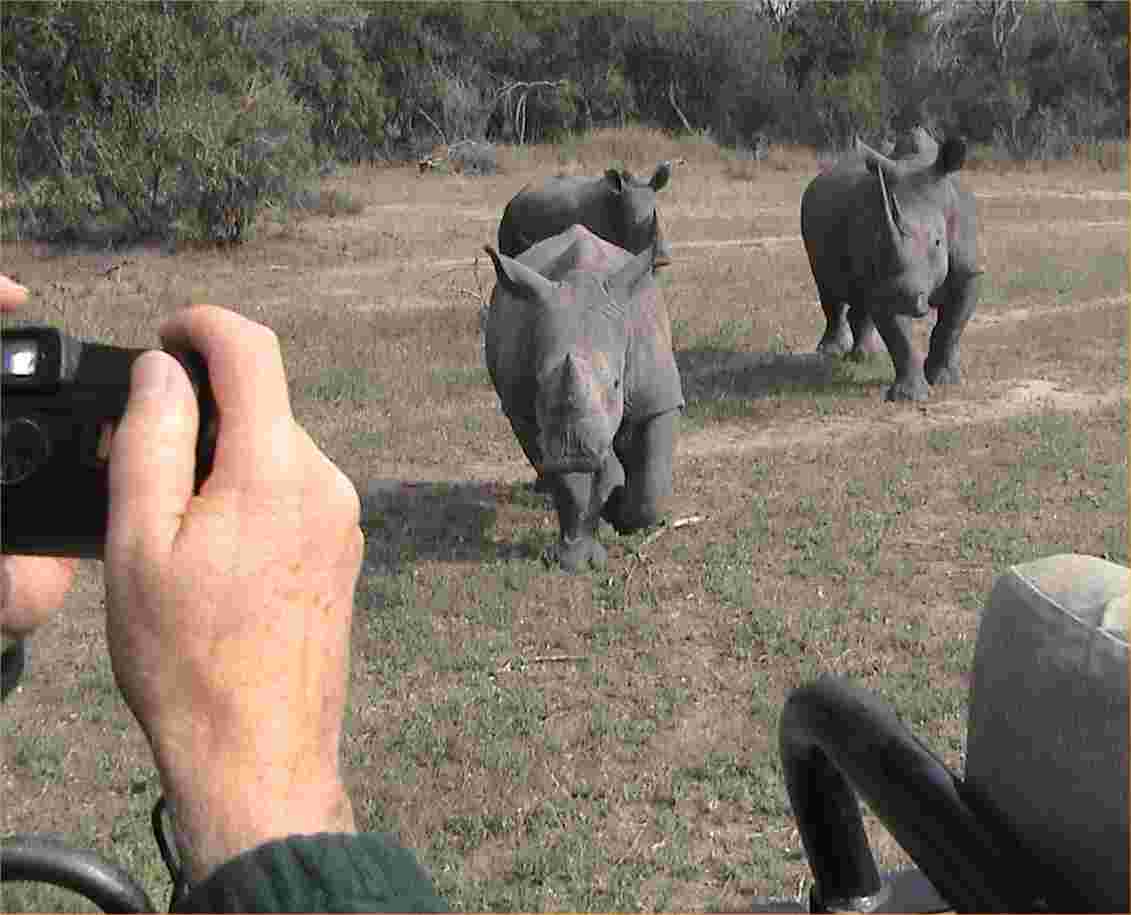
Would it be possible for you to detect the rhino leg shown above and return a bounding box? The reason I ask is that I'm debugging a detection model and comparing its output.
[602,410,678,534]
[925,270,979,386]
[871,312,929,401]
[847,307,885,357]
[545,455,625,573]
[817,301,854,356]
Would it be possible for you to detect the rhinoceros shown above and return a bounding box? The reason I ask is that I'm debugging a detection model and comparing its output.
[483,225,684,572]
[498,162,673,269]
[890,125,939,161]
[801,133,980,401]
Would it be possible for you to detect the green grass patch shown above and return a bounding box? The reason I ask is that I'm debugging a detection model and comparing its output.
[695,318,756,352]
[430,365,492,388]
[304,365,386,403]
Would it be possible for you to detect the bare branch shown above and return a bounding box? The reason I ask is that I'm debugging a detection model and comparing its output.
[414,106,446,145]
[667,81,693,133]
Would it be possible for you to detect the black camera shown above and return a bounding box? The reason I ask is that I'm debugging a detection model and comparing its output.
[1,326,217,558]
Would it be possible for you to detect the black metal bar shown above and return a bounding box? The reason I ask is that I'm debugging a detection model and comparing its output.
[1,835,154,913]
[1,639,26,701]
[779,675,1059,913]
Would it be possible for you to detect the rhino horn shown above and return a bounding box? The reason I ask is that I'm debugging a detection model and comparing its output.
[876,158,909,240]
[558,352,588,408]
[607,244,656,301]
[483,245,556,302]
[858,136,898,175]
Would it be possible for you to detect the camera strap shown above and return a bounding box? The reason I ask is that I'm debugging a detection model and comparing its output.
[151,795,189,910]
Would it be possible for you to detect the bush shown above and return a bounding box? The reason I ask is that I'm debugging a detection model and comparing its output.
[0,4,318,244]
[285,26,389,163]
[172,78,317,243]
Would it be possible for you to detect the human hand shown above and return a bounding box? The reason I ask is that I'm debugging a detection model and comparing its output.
[104,305,363,883]
[1,274,78,641]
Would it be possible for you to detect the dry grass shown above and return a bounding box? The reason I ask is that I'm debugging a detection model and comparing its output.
[2,129,1127,912]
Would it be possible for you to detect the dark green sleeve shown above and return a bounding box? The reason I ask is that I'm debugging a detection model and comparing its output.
[173,832,449,913]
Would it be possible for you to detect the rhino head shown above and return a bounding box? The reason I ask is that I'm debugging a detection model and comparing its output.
[603,161,672,267]
[856,135,968,317]
[485,241,656,474]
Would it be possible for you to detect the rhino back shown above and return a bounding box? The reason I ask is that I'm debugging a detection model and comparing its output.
[499,176,617,255]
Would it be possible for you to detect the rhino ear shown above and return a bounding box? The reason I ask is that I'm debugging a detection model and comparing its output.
[651,161,671,191]
[607,245,655,302]
[936,136,968,175]
[604,169,625,193]
[484,245,556,302]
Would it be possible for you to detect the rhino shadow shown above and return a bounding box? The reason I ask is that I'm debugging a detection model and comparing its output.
[358,479,549,575]
[675,348,890,405]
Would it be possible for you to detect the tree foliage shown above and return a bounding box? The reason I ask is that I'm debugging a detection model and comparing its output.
[1,0,1125,243]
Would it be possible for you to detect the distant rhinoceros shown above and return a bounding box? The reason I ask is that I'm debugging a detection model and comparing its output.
[801,133,980,401]
[890,125,939,161]
[484,225,684,571]
[498,162,673,269]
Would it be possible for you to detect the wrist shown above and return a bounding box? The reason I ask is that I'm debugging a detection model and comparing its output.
[163,763,356,884]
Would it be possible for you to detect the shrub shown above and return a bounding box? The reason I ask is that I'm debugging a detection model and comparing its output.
[285,26,389,163]
[172,78,317,243]
[1,4,318,243]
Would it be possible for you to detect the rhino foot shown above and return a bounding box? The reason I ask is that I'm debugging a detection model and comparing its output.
[925,360,962,386]
[884,376,930,402]
[817,335,853,357]
[545,536,608,573]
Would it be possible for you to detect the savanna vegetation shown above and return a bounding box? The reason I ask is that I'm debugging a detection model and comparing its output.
[1,1,1127,912]
[2,0,1127,243]
[2,120,1126,910]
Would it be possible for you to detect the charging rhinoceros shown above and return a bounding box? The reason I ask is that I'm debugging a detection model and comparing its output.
[483,225,684,572]
[498,162,673,269]
[801,133,980,401]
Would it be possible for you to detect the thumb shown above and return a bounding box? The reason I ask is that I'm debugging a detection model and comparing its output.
[107,350,199,563]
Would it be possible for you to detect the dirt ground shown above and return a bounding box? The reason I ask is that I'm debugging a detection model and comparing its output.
[2,136,1127,911]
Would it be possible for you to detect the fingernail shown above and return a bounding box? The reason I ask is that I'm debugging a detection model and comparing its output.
[132,351,174,398]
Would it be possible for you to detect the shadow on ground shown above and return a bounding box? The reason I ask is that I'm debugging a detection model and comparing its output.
[358,479,549,574]
[676,348,889,405]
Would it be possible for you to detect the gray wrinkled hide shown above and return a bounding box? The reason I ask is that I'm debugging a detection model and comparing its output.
[484,225,683,572]
[801,134,980,401]
[498,162,673,268]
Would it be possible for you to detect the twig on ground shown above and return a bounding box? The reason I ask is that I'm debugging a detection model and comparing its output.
[497,654,587,673]
[635,514,706,553]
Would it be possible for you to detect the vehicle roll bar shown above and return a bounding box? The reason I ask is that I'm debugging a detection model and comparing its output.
[0,834,154,913]
[779,675,1067,913]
